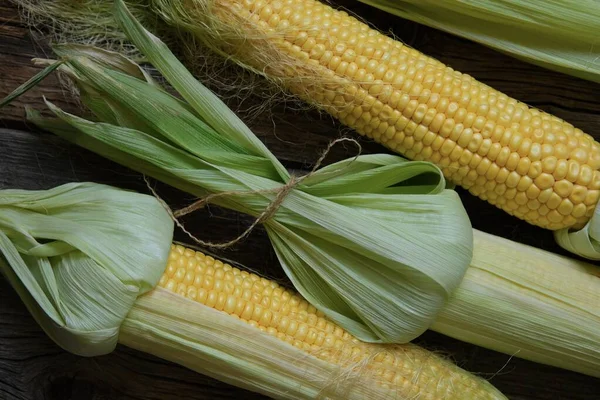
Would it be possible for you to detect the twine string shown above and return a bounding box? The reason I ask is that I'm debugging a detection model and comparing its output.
[146,137,361,249]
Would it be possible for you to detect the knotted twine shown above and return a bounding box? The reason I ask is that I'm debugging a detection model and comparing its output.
[146,137,362,249]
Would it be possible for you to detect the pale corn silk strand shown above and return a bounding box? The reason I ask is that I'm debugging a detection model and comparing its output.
[148,0,600,260]
[12,0,299,119]
[146,137,362,249]
[13,0,160,60]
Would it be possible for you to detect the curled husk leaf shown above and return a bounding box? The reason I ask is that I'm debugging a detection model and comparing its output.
[0,182,174,356]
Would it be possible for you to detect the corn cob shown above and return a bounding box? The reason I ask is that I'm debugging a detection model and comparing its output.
[144,243,504,399]
[154,0,600,231]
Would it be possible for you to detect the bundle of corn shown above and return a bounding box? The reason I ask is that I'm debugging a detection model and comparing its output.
[147,0,600,260]
[0,182,505,399]
[356,0,600,84]
[3,1,600,378]
[3,4,476,346]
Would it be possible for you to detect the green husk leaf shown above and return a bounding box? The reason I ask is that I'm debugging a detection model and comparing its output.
[52,44,159,86]
[555,204,600,260]
[0,61,63,109]
[358,0,600,83]
[0,182,174,356]
[112,1,288,178]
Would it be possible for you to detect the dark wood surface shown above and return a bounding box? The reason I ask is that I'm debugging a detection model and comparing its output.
[1,1,599,399]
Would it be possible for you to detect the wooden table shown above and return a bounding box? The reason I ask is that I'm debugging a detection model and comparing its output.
[1,1,599,398]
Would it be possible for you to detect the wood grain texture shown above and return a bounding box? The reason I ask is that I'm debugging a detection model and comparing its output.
[1,0,599,399]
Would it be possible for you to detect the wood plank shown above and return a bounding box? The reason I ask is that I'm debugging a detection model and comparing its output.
[0,3,81,127]
[1,0,600,398]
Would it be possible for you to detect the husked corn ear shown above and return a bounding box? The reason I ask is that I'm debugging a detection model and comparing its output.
[159,244,502,399]
[163,0,600,230]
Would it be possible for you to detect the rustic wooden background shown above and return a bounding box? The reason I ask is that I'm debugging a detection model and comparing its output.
[1,0,599,399]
